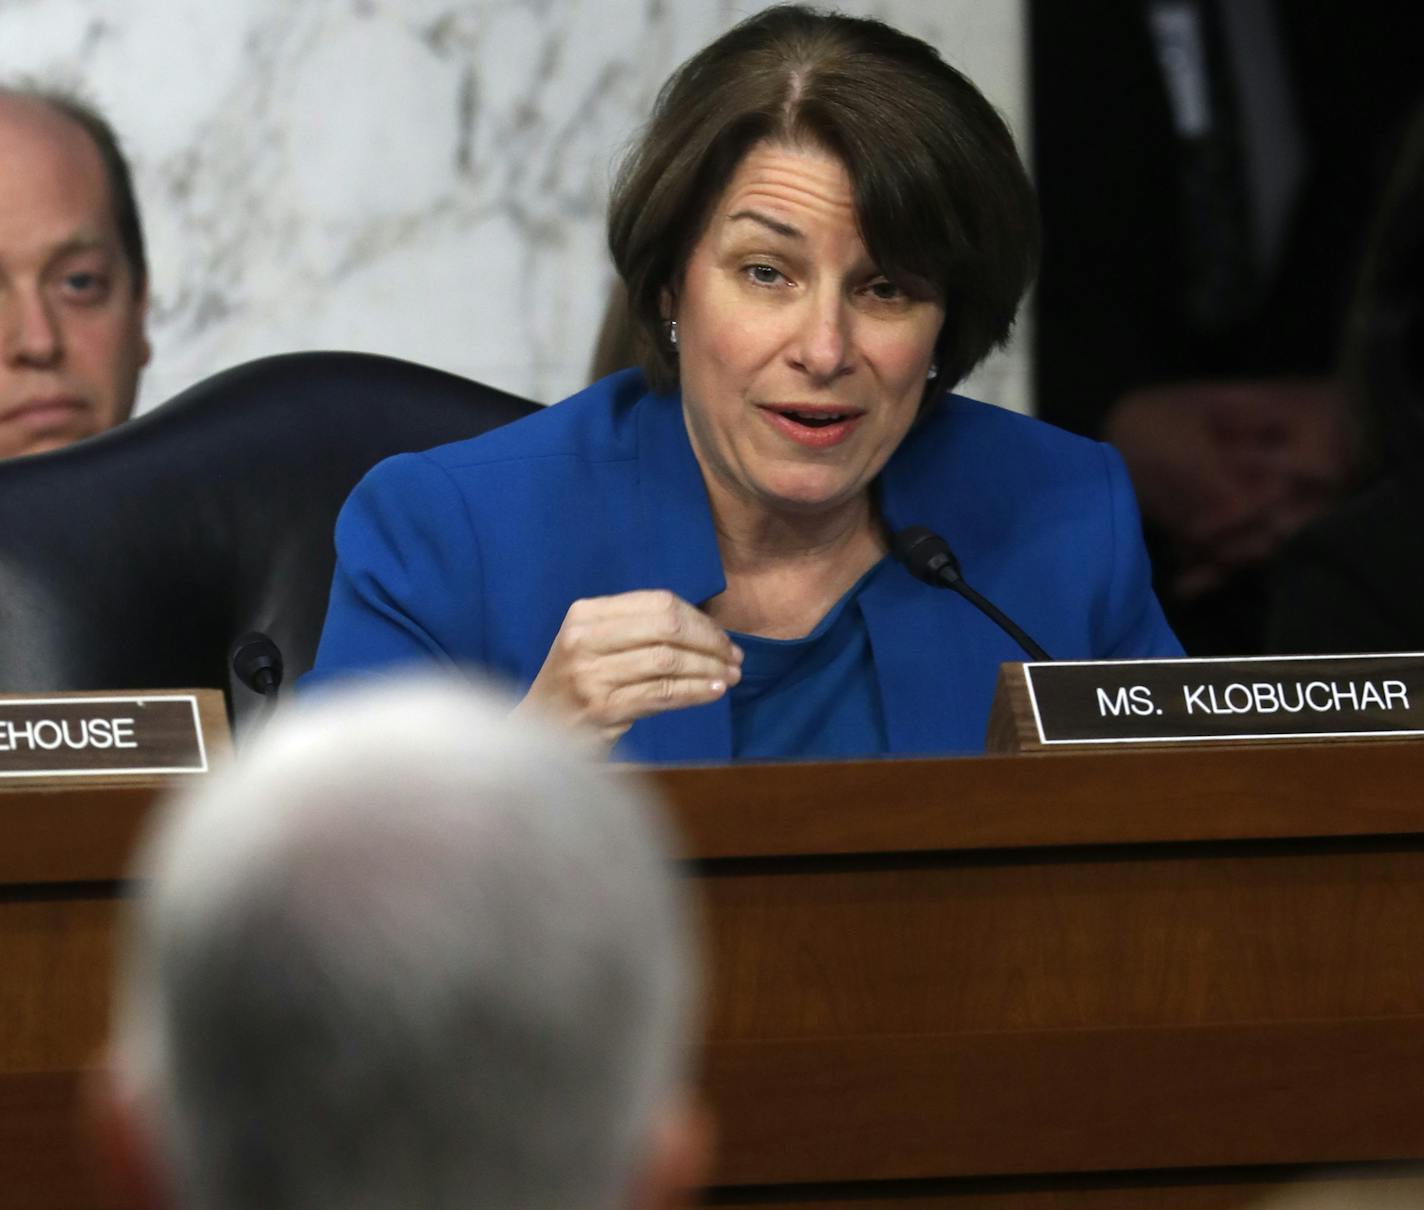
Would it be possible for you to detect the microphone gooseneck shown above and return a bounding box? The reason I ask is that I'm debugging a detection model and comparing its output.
[891,526,1051,662]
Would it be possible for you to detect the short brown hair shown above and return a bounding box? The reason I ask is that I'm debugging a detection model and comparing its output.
[607,4,1039,394]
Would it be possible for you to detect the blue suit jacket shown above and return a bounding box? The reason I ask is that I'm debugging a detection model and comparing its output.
[309,370,1182,760]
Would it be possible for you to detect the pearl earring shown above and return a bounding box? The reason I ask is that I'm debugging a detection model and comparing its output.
[667,320,678,348]
[927,358,939,381]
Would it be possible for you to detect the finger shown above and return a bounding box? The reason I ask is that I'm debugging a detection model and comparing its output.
[600,673,735,724]
[578,645,743,729]
[589,643,743,693]
[558,612,742,666]
[575,589,707,616]
[560,592,742,662]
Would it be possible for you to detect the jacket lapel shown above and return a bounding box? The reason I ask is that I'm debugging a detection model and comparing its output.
[859,565,979,754]
[870,430,1017,754]
[623,391,733,763]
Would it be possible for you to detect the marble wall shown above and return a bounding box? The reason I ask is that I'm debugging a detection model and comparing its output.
[0,0,1030,414]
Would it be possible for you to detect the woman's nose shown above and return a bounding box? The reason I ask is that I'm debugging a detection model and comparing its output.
[788,291,853,382]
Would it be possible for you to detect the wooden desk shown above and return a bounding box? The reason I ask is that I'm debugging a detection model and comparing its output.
[7,743,1424,1207]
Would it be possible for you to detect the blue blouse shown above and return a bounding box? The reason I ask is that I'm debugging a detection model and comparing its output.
[730,560,891,760]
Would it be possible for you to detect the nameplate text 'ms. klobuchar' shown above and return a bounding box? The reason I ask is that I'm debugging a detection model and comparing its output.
[1024,654,1424,746]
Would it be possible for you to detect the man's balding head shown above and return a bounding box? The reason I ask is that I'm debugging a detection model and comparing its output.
[0,88,150,458]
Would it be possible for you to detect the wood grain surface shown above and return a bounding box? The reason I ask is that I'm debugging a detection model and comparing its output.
[7,743,1424,1207]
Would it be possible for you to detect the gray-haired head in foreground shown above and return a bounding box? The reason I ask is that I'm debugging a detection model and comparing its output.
[111,678,695,1210]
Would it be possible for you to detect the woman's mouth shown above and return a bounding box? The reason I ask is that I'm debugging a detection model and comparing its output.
[758,405,865,449]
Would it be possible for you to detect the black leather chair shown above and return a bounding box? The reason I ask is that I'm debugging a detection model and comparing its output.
[0,352,537,719]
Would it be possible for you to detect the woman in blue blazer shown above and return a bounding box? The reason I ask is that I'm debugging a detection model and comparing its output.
[310,6,1181,762]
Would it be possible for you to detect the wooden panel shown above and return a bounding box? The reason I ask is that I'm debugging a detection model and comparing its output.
[986,661,1037,754]
[703,1020,1424,1186]
[4,748,1424,1207]
[11,1066,1424,1210]
[0,788,156,885]
[706,1168,1424,1208]
[654,742,1424,859]
[698,846,1424,1039]
[0,1071,98,1210]
[0,898,120,1071]
[693,837,1424,1190]
[8,741,1424,885]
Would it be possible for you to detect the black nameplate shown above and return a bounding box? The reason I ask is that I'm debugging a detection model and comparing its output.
[0,694,208,777]
[1025,654,1424,745]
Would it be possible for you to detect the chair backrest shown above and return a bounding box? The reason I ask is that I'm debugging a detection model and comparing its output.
[0,351,538,714]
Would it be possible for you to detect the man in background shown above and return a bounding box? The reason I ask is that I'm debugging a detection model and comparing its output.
[0,86,149,459]
[1031,0,1420,653]
[96,677,707,1210]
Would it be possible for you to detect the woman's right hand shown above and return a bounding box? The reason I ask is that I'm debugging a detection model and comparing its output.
[516,590,743,748]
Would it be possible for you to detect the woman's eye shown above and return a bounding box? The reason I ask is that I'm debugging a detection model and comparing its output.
[867,279,904,301]
[746,264,784,286]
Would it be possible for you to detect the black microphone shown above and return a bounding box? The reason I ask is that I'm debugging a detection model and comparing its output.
[230,632,284,699]
[891,526,1051,661]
